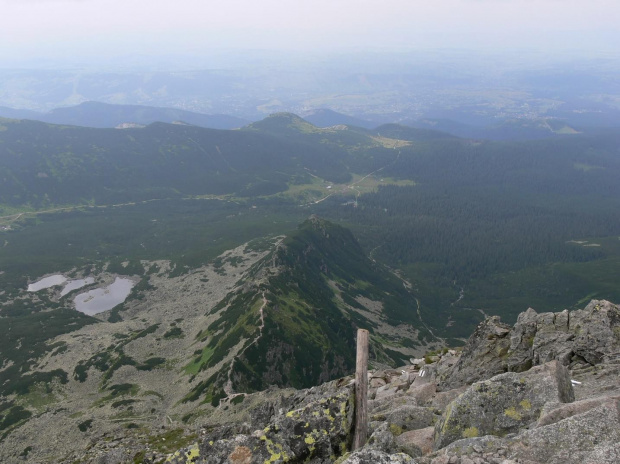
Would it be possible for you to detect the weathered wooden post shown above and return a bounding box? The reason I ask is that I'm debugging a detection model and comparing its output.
[353,328,369,450]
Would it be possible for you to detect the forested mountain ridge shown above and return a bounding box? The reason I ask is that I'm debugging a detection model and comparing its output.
[2,113,620,327]
[0,101,249,130]
[0,114,406,207]
[183,216,431,404]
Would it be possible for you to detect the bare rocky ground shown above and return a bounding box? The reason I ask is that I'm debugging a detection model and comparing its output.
[159,300,619,464]
[0,240,278,463]
[0,235,429,463]
[7,298,613,463]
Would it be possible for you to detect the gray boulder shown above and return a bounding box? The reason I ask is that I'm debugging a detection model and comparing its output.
[434,360,574,449]
[395,427,435,457]
[438,316,511,390]
[366,422,397,453]
[536,394,620,427]
[509,396,620,464]
[168,384,354,463]
[371,406,437,435]
[440,300,620,390]
[407,382,437,405]
[339,448,417,463]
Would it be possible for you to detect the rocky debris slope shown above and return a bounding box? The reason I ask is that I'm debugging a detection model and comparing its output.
[149,299,619,464]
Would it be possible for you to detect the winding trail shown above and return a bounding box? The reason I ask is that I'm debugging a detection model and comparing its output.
[223,291,268,397]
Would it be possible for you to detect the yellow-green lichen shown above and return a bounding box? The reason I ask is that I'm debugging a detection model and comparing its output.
[264,452,281,463]
[260,435,288,464]
[166,443,199,462]
[504,407,522,420]
[462,427,479,438]
[520,399,532,410]
[441,402,454,434]
[389,424,404,436]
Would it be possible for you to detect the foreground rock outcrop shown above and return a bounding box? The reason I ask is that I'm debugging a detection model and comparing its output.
[438,299,620,390]
[72,300,619,463]
[434,360,574,449]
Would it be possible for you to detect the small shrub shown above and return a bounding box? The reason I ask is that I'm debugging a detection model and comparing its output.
[78,419,93,432]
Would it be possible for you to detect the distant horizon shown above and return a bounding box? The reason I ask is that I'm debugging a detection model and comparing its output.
[2,0,619,69]
[2,46,618,73]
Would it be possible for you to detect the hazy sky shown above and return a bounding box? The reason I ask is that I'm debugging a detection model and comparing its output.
[1,0,619,65]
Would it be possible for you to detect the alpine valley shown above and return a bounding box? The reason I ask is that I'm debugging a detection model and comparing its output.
[1,112,620,463]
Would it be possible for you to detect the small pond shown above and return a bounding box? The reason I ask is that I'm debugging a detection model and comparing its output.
[27,275,67,292]
[27,274,96,295]
[73,277,135,315]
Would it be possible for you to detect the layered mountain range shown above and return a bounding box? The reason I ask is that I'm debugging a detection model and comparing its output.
[1,111,620,462]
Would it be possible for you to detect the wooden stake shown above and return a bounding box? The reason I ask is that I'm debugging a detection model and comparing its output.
[353,328,369,450]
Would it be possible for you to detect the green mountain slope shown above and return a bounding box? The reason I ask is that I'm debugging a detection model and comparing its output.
[185,217,430,403]
[0,102,250,130]
[0,118,348,206]
[0,115,406,208]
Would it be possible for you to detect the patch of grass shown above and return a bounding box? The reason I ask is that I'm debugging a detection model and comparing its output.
[231,394,245,405]
[183,347,215,375]
[145,428,198,454]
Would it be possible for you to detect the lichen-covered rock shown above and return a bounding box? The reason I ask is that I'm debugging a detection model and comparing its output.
[369,393,417,415]
[395,427,435,457]
[508,397,620,464]
[429,386,467,411]
[566,299,620,365]
[375,380,409,400]
[438,316,511,390]
[508,300,620,371]
[407,382,436,405]
[93,448,133,464]
[167,384,354,463]
[440,300,620,390]
[372,406,437,435]
[366,422,397,453]
[339,448,418,463]
[536,394,620,427]
[434,361,574,449]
